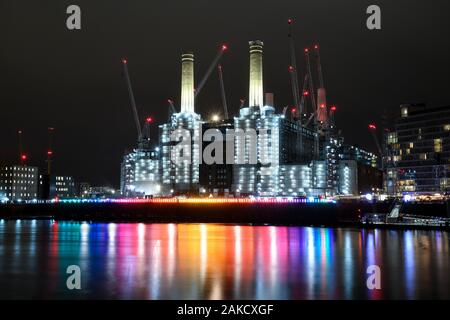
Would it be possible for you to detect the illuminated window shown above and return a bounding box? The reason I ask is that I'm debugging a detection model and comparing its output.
[409,142,413,148]
[401,107,408,118]
[406,148,410,154]
[434,138,442,153]
[444,124,450,131]
[387,132,398,144]
[420,153,427,160]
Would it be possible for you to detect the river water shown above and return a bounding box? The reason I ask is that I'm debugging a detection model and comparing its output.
[0,219,448,299]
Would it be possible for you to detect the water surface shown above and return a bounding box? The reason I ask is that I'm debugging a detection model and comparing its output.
[0,219,448,299]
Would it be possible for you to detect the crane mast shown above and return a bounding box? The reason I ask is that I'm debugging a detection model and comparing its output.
[122,58,142,142]
[195,44,228,99]
[288,19,302,116]
[314,44,328,125]
[217,64,229,119]
[18,130,26,165]
[369,124,383,156]
[304,48,317,117]
[299,73,309,117]
[314,44,325,88]
[46,127,54,175]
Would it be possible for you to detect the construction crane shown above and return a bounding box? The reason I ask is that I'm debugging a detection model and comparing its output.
[368,123,384,170]
[18,130,27,164]
[139,117,153,149]
[304,47,320,157]
[195,44,228,99]
[122,58,142,142]
[46,127,54,175]
[167,98,178,122]
[304,48,317,117]
[314,44,325,89]
[217,64,229,119]
[167,98,177,118]
[314,44,328,125]
[329,105,337,127]
[287,18,302,115]
[299,74,309,119]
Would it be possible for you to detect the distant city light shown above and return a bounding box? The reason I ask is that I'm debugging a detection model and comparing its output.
[403,194,412,202]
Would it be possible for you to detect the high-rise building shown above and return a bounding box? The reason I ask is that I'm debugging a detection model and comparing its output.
[0,165,38,201]
[386,104,450,193]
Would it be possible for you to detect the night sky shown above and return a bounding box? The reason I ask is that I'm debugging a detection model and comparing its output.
[1,0,449,187]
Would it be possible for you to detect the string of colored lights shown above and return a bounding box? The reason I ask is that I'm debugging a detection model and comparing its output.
[37,197,336,205]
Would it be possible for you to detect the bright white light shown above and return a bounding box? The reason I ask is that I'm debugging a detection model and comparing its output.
[365,194,373,201]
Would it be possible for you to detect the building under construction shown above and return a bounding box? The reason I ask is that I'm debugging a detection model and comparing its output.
[120,20,380,198]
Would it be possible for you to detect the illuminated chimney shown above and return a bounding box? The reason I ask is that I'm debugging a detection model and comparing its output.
[181,52,194,113]
[248,40,264,108]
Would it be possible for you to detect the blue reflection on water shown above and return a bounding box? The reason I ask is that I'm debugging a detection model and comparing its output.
[0,220,449,299]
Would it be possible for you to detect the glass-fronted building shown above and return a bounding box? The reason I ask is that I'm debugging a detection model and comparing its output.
[386,104,450,193]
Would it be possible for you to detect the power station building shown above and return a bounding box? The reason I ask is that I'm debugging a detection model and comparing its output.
[120,39,381,198]
[159,52,202,195]
[120,148,160,196]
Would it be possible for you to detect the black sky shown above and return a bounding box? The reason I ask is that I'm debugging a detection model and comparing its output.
[1,0,450,187]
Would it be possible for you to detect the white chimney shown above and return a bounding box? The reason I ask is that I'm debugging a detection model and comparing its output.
[180,52,194,113]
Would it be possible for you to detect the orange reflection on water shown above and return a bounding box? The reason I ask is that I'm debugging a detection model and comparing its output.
[1,221,449,299]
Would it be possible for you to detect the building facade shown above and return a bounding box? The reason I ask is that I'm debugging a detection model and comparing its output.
[120,148,160,196]
[159,52,202,195]
[0,165,38,201]
[386,104,450,194]
[199,120,234,196]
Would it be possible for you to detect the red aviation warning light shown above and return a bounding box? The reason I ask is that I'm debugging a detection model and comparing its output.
[330,105,337,112]
[221,44,228,51]
[21,154,27,161]
[368,124,377,130]
[314,44,319,49]
[47,150,53,156]
[291,108,297,113]
[304,48,309,53]
[288,65,294,72]
[303,90,309,96]
[320,103,325,109]
[146,117,153,123]
[122,58,128,64]
[288,18,293,24]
